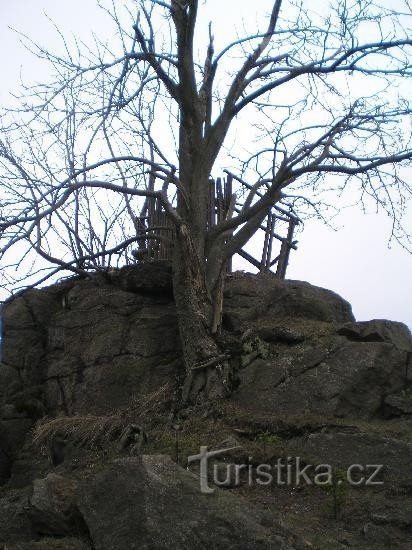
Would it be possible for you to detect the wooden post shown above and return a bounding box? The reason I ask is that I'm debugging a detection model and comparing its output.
[260,210,272,272]
[225,174,233,273]
[208,177,216,229]
[265,214,275,270]
[216,177,224,224]
[147,196,155,259]
[276,219,296,279]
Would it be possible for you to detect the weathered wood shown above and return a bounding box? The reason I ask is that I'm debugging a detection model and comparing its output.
[276,218,296,279]
[232,206,297,249]
[237,248,261,270]
[265,214,275,269]
[138,175,298,279]
[260,210,272,272]
[269,253,281,268]
[208,177,216,229]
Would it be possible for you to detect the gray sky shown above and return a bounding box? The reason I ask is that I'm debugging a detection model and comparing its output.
[0,0,411,328]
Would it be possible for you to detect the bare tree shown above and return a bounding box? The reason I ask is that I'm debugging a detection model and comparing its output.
[1,0,411,402]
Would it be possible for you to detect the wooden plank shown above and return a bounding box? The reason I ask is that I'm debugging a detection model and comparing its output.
[147,196,155,259]
[238,249,261,270]
[224,169,301,224]
[276,219,296,279]
[265,214,275,269]
[209,178,216,228]
[260,210,271,272]
[225,174,233,214]
[269,254,281,267]
[233,207,298,250]
[276,240,288,279]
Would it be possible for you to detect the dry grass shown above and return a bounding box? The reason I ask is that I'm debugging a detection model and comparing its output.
[33,382,172,450]
[33,413,124,449]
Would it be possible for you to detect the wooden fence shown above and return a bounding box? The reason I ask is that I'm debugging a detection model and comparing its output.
[133,174,299,279]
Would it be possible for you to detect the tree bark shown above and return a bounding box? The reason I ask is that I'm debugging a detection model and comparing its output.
[172,223,230,403]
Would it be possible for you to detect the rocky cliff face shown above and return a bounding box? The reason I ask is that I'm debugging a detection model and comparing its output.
[0,264,411,549]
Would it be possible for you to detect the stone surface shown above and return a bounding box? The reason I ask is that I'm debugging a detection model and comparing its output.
[0,419,33,486]
[3,271,181,416]
[223,273,355,332]
[0,488,35,545]
[0,363,20,403]
[337,319,412,351]
[370,500,412,530]
[241,323,305,345]
[114,261,173,295]
[2,289,60,385]
[2,267,409,424]
[0,267,412,548]
[5,538,91,549]
[384,388,412,417]
[235,340,407,418]
[28,474,86,537]
[77,455,302,550]
[0,447,11,486]
[289,432,412,483]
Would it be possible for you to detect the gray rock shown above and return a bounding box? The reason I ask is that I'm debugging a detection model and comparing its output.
[289,432,412,484]
[0,268,406,422]
[0,488,34,544]
[407,353,412,383]
[77,455,302,550]
[384,389,412,417]
[2,290,60,385]
[29,474,85,537]
[235,341,407,418]
[360,522,393,545]
[224,274,354,331]
[241,324,305,345]
[337,319,412,351]
[0,447,11,486]
[115,261,173,295]
[0,363,20,404]
[3,270,181,416]
[4,538,91,549]
[0,418,33,485]
[370,502,412,529]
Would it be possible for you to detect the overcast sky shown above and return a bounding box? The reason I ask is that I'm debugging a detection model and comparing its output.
[0,0,411,328]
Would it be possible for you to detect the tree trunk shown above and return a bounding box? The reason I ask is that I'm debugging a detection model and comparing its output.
[172,223,230,404]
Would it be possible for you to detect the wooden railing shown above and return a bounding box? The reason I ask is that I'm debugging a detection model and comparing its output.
[133,174,299,279]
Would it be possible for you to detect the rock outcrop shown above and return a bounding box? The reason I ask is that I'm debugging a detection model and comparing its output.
[0,264,411,548]
[76,455,300,549]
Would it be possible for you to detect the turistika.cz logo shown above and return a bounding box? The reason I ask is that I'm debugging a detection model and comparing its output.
[187,445,384,494]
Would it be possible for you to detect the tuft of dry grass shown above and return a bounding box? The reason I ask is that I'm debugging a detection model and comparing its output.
[33,382,172,450]
[33,414,125,449]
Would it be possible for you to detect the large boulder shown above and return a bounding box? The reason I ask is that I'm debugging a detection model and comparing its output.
[289,432,412,485]
[0,447,11,486]
[43,292,180,415]
[383,388,412,417]
[337,319,412,351]
[223,274,354,332]
[0,488,35,545]
[113,261,173,295]
[234,339,408,419]
[0,418,33,486]
[28,474,86,537]
[77,455,302,550]
[1,268,407,421]
[2,289,60,385]
[2,271,181,416]
[0,363,20,403]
